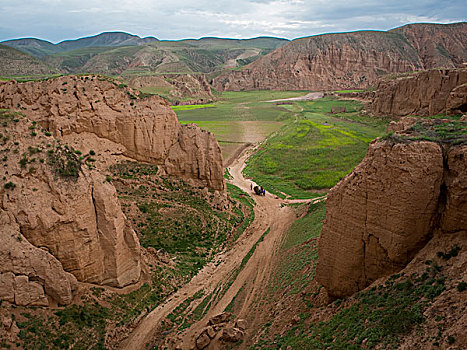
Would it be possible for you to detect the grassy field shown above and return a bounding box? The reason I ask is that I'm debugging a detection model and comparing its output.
[243,97,388,198]
[174,90,307,122]
[173,90,307,163]
[174,92,387,198]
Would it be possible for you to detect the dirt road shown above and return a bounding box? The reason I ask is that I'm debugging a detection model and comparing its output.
[119,146,323,350]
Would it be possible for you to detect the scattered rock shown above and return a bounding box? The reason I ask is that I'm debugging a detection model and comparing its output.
[208,312,232,326]
[235,319,248,331]
[2,316,12,330]
[206,326,217,339]
[195,331,211,349]
[220,327,244,342]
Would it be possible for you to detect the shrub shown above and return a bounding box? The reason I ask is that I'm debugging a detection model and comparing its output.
[4,181,16,189]
[457,281,467,292]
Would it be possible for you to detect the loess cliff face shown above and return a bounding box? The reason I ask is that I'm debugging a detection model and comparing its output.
[213,23,467,92]
[0,114,141,305]
[0,75,224,191]
[316,138,467,298]
[372,69,467,118]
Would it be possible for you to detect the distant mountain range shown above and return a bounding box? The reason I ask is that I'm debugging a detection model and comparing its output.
[0,32,288,77]
[1,23,466,92]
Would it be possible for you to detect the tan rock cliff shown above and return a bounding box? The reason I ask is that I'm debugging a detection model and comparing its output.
[0,114,141,305]
[316,139,467,298]
[372,69,467,117]
[0,75,224,190]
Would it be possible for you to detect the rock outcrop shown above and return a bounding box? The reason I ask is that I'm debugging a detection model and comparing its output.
[372,69,467,118]
[0,75,224,190]
[316,136,466,298]
[213,22,467,91]
[0,112,141,305]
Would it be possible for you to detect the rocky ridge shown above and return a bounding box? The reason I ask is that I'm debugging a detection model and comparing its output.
[213,22,467,91]
[372,69,467,117]
[316,119,467,298]
[0,75,224,191]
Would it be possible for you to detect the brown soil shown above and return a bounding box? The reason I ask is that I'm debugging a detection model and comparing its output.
[118,146,323,349]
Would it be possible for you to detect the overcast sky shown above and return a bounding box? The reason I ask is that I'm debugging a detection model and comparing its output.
[0,0,465,42]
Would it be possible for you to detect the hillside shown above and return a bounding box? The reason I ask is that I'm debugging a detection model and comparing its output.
[1,33,288,76]
[0,44,58,76]
[213,22,467,91]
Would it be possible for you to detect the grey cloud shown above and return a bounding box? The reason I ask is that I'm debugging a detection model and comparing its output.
[0,0,465,42]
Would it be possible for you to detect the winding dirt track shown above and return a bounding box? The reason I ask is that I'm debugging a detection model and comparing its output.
[119,147,324,350]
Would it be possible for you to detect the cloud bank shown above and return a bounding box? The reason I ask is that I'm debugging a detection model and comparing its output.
[0,0,465,42]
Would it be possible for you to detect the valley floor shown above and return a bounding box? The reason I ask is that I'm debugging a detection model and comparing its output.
[119,145,324,349]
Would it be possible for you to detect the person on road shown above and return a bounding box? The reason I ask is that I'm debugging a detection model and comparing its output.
[263,189,266,196]
[250,183,253,190]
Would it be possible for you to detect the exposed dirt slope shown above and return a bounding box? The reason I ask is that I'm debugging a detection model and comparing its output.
[0,75,224,190]
[128,74,214,105]
[213,22,467,91]
[118,146,322,349]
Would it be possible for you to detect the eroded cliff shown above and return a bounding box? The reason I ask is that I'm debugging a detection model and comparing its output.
[316,120,467,298]
[0,112,141,305]
[372,69,467,117]
[0,75,224,191]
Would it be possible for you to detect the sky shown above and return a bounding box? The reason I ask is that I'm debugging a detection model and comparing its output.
[0,0,465,43]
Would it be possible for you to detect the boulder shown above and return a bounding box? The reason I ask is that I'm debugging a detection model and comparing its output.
[220,327,244,342]
[208,312,232,326]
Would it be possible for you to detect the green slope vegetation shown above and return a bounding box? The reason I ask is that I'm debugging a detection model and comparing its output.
[0,44,58,77]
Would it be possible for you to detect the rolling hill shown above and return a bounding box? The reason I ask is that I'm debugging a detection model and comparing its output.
[0,44,58,77]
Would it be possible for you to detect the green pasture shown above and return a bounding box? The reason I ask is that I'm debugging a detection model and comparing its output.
[243,97,388,198]
[174,90,307,121]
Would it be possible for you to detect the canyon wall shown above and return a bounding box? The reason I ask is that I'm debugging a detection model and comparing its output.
[316,137,467,298]
[213,23,467,92]
[372,69,467,117]
[0,115,141,305]
[0,75,224,190]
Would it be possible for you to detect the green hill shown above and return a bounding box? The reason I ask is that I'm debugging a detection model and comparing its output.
[0,44,58,77]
